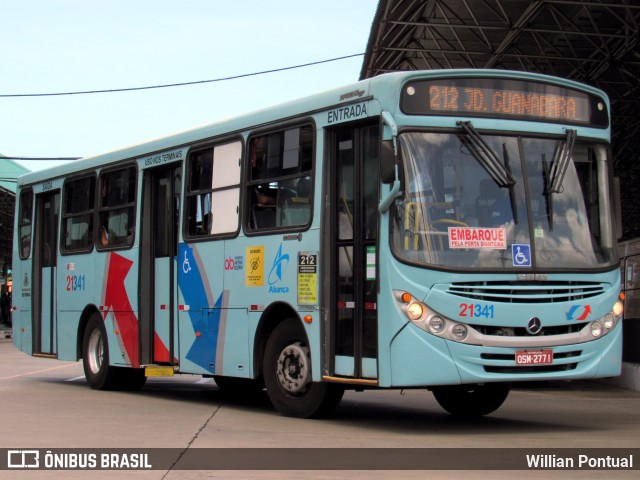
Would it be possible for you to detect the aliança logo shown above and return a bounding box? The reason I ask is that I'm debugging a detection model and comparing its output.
[268,244,290,293]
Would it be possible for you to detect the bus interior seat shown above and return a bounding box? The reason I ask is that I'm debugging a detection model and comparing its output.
[282,201,310,226]
[108,212,129,242]
[252,206,276,229]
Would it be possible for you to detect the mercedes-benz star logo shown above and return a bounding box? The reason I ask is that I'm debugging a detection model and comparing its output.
[526,317,543,335]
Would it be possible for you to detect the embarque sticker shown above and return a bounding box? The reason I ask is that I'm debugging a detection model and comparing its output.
[448,227,506,249]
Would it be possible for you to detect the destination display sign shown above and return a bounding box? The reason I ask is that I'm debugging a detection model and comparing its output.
[401,77,608,127]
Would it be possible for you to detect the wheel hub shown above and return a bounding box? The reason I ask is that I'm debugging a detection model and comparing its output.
[276,342,311,394]
[87,329,104,375]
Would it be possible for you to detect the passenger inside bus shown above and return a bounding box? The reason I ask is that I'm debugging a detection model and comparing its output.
[250,137,277,228]
[100,226,109,246]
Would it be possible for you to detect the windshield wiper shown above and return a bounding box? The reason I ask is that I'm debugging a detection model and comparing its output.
[502,142,518,224]
[457,121,518,223]
[547,129,577,194]
[457,121,515,188]
[542,129,577,229]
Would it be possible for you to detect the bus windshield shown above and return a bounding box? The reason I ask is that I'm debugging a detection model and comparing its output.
[391,130,616,270]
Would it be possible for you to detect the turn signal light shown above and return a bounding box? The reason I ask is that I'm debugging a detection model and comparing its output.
[612,301,623,317]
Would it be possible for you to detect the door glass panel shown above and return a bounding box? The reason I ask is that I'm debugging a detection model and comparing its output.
[332,125,379,372]
[336,132,355,357]
[362,126,379,358]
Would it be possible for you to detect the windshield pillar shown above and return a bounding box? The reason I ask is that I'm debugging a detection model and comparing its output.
[596,145,614,249]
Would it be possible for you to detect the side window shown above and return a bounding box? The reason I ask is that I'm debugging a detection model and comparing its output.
[185,140,241,238]
[18,189,33,259]
[97,166,136,249]
[61,175,96,253]
[247,125,313,230]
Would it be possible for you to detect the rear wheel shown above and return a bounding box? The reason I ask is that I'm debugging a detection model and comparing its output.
[82,313,146,391]
[432,383,510,416]
[264,319,344,418]
[82,313,116,390]
[118,367,147,391]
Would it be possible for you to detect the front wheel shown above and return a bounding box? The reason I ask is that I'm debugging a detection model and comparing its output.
[213,375,264,397]
[432,383,510,416]
[263,319,344,418]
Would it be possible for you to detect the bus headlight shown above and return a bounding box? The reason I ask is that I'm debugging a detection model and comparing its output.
[584,301,621,340]
[603,313,615,330]
[428,316,445,334]
[612,300,623,318]
[451,324,468,341]
[407,302,424,321]
[590,321,604,338]
[394,290,474,344]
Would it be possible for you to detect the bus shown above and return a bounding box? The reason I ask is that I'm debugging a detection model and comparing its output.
[619,238,640,363]
[12,70,623,418]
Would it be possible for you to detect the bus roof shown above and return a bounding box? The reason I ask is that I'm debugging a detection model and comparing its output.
[17,69,608,187]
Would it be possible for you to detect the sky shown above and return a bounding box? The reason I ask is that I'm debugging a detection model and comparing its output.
[1,0,379,172]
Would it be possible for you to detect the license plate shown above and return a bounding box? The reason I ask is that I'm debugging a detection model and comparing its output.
[515,349,553,365]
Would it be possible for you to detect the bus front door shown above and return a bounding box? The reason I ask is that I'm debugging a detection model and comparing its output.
[140,164,182,366]
[32,190,60,356]
[328,124,379,380]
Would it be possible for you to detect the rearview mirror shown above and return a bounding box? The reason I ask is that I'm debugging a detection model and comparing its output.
[380,140,395,184]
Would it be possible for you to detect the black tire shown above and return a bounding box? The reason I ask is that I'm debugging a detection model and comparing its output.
[82,313,117,390]
[263,319,344,418]
[117,367,147,391]
[82,313,146,391]
[432,383,511,416]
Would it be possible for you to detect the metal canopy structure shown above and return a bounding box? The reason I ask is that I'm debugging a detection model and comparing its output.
[361,0,640,239]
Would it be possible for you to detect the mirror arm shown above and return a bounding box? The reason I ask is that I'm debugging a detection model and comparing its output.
[381,111,398,156]
[379,111,402,213]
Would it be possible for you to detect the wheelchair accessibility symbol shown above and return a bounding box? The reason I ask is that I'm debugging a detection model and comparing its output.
[512,244,531,267]
[183,251,192,274]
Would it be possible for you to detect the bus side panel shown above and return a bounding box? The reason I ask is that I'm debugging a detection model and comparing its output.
[223,233,322,380]
[212,306,250,378]
[389,326,463,386]
[177,242,225,375]
[12,259,33,355]
[97,250,140,367]
[219,240,253,378]
[594,324,623,377]
[56,254,96,361]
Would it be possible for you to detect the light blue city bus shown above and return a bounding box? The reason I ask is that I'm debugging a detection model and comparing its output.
[12,70,623,418]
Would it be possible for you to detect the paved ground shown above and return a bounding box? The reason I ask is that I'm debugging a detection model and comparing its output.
[0,334,638,479]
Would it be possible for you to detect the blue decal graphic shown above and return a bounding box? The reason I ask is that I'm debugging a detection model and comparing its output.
[566,304,592,321]
[268,244,290,285]
[185,291,224,372]
[268,244,290,294]
[512,244,531,267]
[178,243,221,373]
